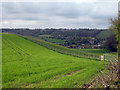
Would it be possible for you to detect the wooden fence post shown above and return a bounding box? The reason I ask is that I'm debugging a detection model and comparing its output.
[99,56,101,61]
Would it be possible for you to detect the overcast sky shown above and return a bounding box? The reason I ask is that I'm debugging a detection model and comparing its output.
[2,0,119,29]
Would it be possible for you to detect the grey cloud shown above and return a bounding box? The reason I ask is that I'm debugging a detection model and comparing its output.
[2,2,90,19]
[2,1,118,28]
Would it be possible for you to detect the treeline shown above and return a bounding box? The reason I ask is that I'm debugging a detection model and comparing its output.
[2,28,106,37]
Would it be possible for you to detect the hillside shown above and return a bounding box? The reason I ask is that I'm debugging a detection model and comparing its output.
[2,33,106,88]
[95,30,114,39]
[22,35,100,59]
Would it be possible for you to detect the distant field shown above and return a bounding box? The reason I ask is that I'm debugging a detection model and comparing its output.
[39,35,65,44]
[43,38,65,44]
[2,33,106,88]
[39,35,51,37]
[96,30,114,39]
[72,49,109,55]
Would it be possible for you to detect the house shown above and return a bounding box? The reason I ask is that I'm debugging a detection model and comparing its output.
[89,41,94,44]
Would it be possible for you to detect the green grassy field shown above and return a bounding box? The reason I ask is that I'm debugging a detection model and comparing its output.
[38,35,65,44]
[39,35,51,37]
[43,38,65,44]
[2,33,106,88]
[72,49,109,56]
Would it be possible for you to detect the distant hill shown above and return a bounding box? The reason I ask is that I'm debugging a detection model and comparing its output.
[2,28,115,49]
[2,28,106,37]
[95,30,114,39]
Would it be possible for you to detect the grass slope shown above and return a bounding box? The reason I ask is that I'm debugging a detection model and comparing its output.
[2,33,106,88]
[96,30,114,39]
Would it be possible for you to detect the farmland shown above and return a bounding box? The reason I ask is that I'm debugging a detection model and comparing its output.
[38,35,65,44]
[2,33,106,88]
[40,38,65,44]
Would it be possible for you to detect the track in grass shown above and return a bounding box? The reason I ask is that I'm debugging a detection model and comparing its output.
[2,33,106,88]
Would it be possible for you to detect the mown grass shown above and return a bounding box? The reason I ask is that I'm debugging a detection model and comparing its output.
[2,33,106,88]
